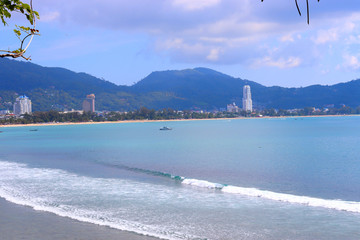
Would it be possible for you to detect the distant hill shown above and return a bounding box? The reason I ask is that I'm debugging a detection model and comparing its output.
[132,67,360,110]
[131,67,265,109]
[1,58,360,111]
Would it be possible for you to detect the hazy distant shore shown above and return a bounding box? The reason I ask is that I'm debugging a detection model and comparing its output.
[0,114,356,128]
[0,197,159,240]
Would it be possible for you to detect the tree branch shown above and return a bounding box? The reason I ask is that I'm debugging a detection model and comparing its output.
[0,0,39,60]
[262,0,320,24]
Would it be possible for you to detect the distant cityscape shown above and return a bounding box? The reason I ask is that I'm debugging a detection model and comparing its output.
[0,81,359,125]
[1,85,254,119]
[0,93,97,118]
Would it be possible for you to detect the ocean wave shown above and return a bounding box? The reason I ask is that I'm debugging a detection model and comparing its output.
[98,161,360,213]
[97,162,185,181]
[2,160,360,221]
[0,187,192,240]
[182,179,224,189]
[0,161,203,240]
[181,179,360,213]
[222,186,360,213]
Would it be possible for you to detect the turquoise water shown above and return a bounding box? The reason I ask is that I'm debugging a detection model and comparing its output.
[0,117,360,239]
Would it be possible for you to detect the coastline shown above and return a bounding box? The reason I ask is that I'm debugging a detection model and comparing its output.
[0,114,357,128]
[0,197,159,240]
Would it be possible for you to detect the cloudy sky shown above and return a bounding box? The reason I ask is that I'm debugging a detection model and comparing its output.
[2,0,360,87]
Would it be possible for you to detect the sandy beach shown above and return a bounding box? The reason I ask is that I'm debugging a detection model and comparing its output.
[0,197,159,240]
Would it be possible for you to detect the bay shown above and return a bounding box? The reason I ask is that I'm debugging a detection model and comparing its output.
[0,116,359,239]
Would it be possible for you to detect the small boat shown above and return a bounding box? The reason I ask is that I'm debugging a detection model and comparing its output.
[29,129,38,132]
[160,126,172,130]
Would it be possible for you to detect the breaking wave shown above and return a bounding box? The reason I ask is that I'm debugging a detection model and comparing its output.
[0,161,204,240]
[98,161,185,181]
[99,161,360,213]
[182,179,360,213]
[1,158,360,240]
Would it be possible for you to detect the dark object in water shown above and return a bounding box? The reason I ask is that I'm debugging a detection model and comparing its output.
[160,127,172,130]
[29,129,38,132]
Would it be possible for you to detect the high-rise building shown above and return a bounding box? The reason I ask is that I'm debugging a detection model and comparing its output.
[82,94,95,112]
[242,85,253,112]
[13,95,32,115]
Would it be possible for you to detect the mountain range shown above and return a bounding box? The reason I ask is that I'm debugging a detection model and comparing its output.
[1,58,360,111]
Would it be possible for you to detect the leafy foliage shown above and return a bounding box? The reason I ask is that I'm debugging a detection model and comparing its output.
[0,0,39,26]
[0,0,39,59]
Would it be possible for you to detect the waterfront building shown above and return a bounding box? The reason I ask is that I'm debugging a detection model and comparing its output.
[242,85,253,112]
[13,95,32,115]
[0,110,10,115]
[82,94,95,112]
[227,102,239,113]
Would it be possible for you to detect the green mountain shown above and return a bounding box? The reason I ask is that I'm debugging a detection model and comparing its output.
[132,67,264,109]
[1,58,360,111]
[132,67,360,109]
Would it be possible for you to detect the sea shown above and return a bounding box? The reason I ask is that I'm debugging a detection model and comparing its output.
[0,116,360,240]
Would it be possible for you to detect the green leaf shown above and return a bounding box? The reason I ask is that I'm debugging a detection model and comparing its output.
[13,29,21,36]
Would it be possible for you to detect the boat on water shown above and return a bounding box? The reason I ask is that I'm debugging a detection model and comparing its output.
[29,129,38,132]
[160,126,172,130]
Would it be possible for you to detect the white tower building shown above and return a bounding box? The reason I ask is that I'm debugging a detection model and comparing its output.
[82,94,96,113]
[242,85,253,112]
[13,95,32,115]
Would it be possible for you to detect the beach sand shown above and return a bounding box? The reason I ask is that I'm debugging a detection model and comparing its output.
[0,198,159,240]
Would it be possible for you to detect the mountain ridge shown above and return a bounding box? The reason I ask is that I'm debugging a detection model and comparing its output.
[0,58,359,111]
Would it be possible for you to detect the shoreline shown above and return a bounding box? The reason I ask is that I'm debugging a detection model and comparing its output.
[0,114,357,128]
[0,197,160,240]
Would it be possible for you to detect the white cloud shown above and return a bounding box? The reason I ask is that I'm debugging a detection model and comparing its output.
[312,14,360,45]
[321,69,330,75]
[207,17,279,36]
[254,56,302,69]
[172,0,221,11]
[30,0,360,72]
[280,34,294,42]
[157,38,208,61]
[207,48,221,61]
[39,11,60,22]
[343,54,360,70]
[345,34,360,44]
[313,28,339,44]
[162,38,184,50]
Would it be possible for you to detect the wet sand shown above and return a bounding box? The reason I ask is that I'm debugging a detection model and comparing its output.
[0,198,159,240]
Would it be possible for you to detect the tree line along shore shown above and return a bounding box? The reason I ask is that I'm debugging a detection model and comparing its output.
[0,106,359,126]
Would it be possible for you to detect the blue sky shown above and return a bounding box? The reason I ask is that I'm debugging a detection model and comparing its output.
[2,0,360,87]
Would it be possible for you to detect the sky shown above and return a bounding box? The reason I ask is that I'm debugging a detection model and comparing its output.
[2,0,360,87]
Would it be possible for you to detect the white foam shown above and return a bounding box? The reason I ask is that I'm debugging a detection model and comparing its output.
[222,185,360,213]
[0,188,177,240]
[182,178,224,189]
[181,178,360,213]
[0,161,201,240]
[1,159,360,240]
